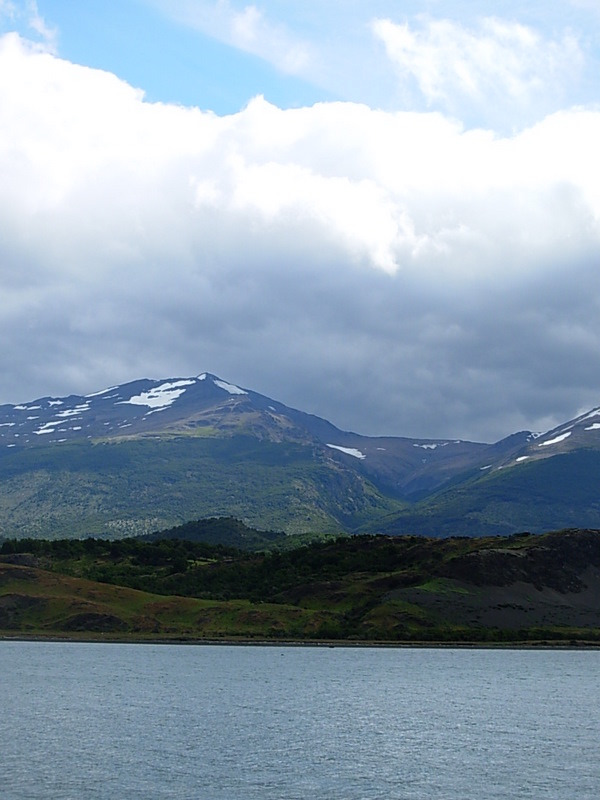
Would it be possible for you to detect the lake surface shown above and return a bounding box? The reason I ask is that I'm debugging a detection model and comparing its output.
[1,642,599,799]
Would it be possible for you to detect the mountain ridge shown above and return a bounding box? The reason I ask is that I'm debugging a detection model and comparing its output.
[1,372,600,539]
[0,371,537,493]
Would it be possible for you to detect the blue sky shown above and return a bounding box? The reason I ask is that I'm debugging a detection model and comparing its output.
[5,0,600,124]
[15,0,337,110]
[1,1,600,440]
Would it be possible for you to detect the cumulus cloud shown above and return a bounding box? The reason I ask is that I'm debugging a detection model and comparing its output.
[372,16,584,126]
[1,33,600,441]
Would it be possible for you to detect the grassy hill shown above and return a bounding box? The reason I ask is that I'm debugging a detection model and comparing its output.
[3,528,600,643]
[0,561,333,640]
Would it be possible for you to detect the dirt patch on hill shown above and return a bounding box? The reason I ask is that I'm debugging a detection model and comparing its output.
[404,566,600,629]
[0,562,40,586]
[59,612,129,632]
[441,530,600,593]
[0,593,46,628]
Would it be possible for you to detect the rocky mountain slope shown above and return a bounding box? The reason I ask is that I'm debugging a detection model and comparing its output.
[1,373,599,539]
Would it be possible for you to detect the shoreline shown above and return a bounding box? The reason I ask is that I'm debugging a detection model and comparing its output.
[2,633,600,649]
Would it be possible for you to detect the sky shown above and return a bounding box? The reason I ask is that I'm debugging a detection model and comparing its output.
[1,1,600,442]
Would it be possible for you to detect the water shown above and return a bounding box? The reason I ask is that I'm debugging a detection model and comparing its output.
[1,642,599,799]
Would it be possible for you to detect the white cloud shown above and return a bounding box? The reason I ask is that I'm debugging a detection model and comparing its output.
[138,2,600,128]
[0,0,57,52]
[25,0,57,52]
[1,33,600,440]
[150,0,311,76]
[372,16,584,124]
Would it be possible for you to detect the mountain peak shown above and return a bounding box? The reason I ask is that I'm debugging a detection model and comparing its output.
[2,373,600,539]
[0,373,253,447]
[198,374,248,396]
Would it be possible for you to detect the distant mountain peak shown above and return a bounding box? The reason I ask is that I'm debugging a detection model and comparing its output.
[2,373,600,539]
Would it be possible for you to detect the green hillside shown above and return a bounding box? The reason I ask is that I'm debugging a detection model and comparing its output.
[3,529,600,643]
[0,437,403,539]
[0,560,332,640]
[369,450,600,537]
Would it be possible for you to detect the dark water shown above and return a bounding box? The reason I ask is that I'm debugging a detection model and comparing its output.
[1,642,599,799]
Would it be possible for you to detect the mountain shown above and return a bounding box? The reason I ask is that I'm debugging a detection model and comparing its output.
[0,372,527,492]
[369,411,600,538]
[0,372,600,540]
[0,372,406,539]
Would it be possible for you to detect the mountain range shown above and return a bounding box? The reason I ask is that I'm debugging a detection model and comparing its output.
[1,372,600,539]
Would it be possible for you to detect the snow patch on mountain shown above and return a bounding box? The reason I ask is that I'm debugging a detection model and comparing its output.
[579,408,600,422]
[214,379,247,395]
[34,420,63,435]
[326,444,366,460]
[56,404,90,418]
[86,386,118,398]
[197,373,247,395]
[414,443,438,450]
[539,431,571,447]
[585,423,600,431]
[120,380,195,409]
